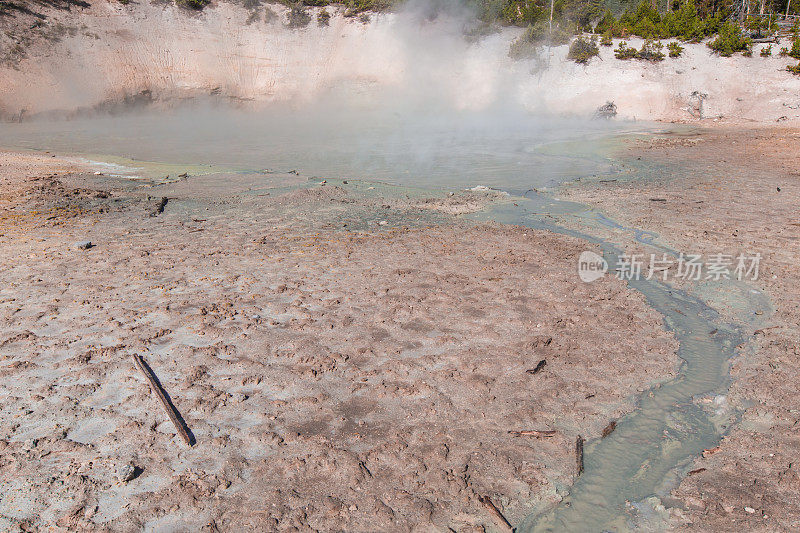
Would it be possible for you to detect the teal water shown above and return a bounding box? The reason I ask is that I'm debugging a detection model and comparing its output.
[0,106,655,190]
[472,196,766,531]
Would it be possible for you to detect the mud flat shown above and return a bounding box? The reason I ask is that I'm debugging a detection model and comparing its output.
[0,151,681,531]
[560,127,800,530]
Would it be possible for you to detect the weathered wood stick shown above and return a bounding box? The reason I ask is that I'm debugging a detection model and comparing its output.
[133,354,194,446]
[526,359,547,375]
[478,495,513,531]
[601,420,617,438]
[576,435,585,476]
[509,430,557,438]
[150,197,169,217]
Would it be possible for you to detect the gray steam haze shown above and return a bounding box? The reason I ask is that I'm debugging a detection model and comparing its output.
[0,0,653,190]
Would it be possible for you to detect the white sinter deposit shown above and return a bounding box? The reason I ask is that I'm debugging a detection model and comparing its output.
[2,2,799,123]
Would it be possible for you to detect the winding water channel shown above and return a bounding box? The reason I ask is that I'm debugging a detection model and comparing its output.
[473,194,767,531]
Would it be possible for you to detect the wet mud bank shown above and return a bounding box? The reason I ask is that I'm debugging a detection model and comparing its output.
[0,152,682,531]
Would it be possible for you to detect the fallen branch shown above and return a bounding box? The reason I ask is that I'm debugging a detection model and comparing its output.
[509,430,557,438]
[576,435,585,476]
[526,359,546,375]
[150,197,169,217]
[601,420,617,438]
[133,354,194,446]
[478,495,512,531]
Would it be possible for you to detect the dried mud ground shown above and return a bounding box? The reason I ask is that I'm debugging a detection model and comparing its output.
[561,127,800,532]
[0,151,680,532]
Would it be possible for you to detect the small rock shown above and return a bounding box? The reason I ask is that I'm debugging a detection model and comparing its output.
[117,463,139,483]
[594,101,618,119]
[83,504,98,519]
[745,506,756,514]
[342,180,348,185]
[378,220,388,226]
[230,393,248,403]
[75,241,93,250]
[93,171,103,175]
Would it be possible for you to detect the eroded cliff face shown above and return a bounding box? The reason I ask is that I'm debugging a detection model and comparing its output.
[0,3,406,118]
[2,1,800,123]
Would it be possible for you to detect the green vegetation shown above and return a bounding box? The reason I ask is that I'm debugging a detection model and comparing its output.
[567,34,600,62]
[614,40,637,58]
[277,0,752,48]
[594,1,722,42]
[788,62,800,74]
[667,41,683,57]
[176,0,209,10]
[791,35,800,59]
[614,38,664,61]
[280,0,393,17]
[509,18,572,56]
[287,4,312,26]
[707,20,751,56]
[638,38,665,60]
[760,44,772,57]
[483,0,773,62]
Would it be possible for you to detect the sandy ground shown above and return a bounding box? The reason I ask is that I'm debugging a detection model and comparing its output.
[560,128,800,531]
[0,151,680,531]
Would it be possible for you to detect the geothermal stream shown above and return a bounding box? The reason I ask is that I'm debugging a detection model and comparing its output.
[474,193,766,531]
